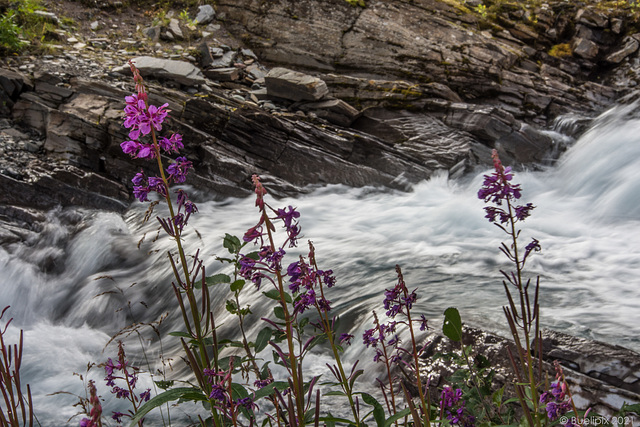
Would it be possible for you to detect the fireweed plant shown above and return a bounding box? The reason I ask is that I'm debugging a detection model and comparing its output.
[113,61,383,427]
[362,266,431,426]
[477,150,584,427]
[70,61,614,426]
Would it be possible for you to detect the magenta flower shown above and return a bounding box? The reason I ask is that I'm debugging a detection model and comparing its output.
[167,156,192,183]
[137,103,170,136]
[120,140,140,156]
[159,133,184,153]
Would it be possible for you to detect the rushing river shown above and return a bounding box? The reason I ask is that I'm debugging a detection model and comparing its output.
[1,102,640,424]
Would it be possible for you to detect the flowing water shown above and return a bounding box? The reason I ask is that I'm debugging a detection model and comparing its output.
[1,102,640,424]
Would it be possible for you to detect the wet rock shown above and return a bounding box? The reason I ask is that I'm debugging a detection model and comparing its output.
[439,103,553,165]
[542,330,640,396]
[195,4,216,25]
[265,68,329,102]
[113,56,205,87]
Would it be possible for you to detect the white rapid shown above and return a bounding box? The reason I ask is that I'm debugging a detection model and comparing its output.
[1,102,639,424]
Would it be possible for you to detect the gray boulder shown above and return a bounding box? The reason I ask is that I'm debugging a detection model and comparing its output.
[606,36,640,65]
[265,68,328,102]
[113,56,205,87]
[195,5,216,25]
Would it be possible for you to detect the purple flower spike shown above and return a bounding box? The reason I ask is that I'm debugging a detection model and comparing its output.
[478,150,536,226]
[167,156,192,184]
[339,333,354,346]
[138,103,170,136]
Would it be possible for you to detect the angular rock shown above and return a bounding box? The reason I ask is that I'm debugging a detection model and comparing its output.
[0,69,31,116]
[611,18,624,35]
[265,68,329,102]
[419,326,640,421]
[203,67,240,82]
[143,26,161,42]
[114,56,205,87]
[606,36,640,65]
[542,330,640,395]
[246,64,266,81]
[298,98,360,127]
[197,41,214,68]
[576,8,609,29]
[241,48,258,60]
[168,18,184,40]
[572,37,599,60]
[210,50,237,68]
[195,5,216,25]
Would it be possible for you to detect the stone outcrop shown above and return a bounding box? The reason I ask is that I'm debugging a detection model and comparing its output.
[215,0,634,124]
[418,326,640,422]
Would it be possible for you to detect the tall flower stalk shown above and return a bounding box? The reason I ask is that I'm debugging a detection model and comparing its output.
[478,150,542,426]
[363,266,431,426]
[121,61,222,426]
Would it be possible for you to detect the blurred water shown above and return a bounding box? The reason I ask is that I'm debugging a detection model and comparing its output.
[1,103,640,424]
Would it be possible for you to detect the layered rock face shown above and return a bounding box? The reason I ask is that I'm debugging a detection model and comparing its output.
[2,0,639,216]
[216,0,627,122]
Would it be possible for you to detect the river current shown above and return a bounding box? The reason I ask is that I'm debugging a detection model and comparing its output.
[1,102,639,424]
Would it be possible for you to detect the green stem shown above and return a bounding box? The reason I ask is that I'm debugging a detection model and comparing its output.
[406,308,430,427]
[263,212,306,426]
[149,129,221,426]
[506,198,539,427]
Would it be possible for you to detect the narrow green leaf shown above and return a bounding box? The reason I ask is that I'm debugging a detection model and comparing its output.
[168,331,191,338]
[318,416,355,425]
[349,369,364,391]
[154,380,174,390]
[253,381,289,401]
[231,383,249,399]
[492,385,506,407]
[359,392,385,427]
[620,402,640,416]
[384,408,412,427]
[206,274,231,287]
[255,327,272,353]
[324,391,346,397]
[263,289,292,303]
[263,289,281,300]
[129,387,207,425]
[230,279,245,292]
[443,306,463,342]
